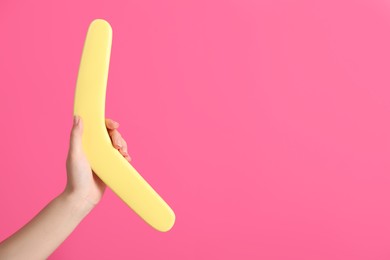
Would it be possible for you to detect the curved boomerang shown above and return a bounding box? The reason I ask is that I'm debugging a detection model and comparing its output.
[73,19,175,232]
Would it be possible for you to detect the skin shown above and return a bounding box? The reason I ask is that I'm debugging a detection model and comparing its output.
[0,115,131,260]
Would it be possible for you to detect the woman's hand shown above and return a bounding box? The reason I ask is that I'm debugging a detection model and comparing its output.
[64,115,132,207]
[0,115,133,260]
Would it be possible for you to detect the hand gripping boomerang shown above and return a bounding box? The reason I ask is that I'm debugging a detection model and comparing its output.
[73,19,175,232]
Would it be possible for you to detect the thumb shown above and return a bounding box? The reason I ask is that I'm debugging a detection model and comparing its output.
[69,115,84,155]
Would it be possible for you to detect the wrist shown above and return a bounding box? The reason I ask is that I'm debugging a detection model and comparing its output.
[58,190,95,218]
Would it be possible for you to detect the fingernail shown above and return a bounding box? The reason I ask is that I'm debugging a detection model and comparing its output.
[73,115,80,125]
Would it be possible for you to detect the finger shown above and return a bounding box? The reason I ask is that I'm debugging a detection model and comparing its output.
[107,126,132,162]
[105,118,119,130]
[119,138,128,156]
[115,137,131,161]
[124,154,132,162]
[108,129,123,149]
[69,115,84,156]
[119,140,131,162]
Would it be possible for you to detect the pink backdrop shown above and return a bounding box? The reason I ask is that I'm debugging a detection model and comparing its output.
[1,0,390,259]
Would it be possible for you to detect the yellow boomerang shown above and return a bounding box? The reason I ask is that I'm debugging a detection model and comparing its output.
[73,19,175,232]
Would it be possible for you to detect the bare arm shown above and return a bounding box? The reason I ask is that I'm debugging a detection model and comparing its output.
[0,191,93,259]
[0,115,131,259]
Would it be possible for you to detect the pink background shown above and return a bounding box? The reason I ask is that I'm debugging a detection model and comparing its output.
[1,0,390,259]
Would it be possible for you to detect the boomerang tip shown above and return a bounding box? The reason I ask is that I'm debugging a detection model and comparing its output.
[91,18,112,30]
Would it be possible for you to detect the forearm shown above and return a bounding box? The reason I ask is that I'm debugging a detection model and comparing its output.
[0,191,94,260]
